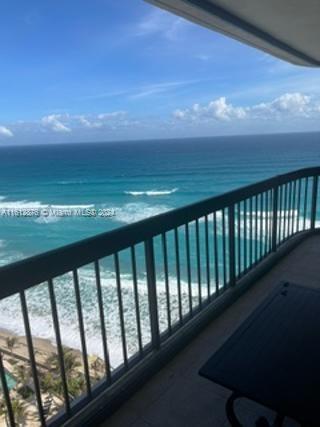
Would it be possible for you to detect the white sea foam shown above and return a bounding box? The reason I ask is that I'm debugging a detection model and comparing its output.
[35,216,62,224]
[0,250,24,267]
[0,198,96,218]
[0,266,206,369]
[0,199,46,209]
[50,204,95,209]
[112,203,170,224]
[0,197,95,210]
[125,188,178,196]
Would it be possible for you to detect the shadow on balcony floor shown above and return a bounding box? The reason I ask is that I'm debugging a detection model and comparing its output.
[101,234,320,427]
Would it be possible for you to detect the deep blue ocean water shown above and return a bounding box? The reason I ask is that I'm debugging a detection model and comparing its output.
[1,132,320,365]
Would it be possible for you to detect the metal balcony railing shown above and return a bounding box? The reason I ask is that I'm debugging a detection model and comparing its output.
[0,167,319,426]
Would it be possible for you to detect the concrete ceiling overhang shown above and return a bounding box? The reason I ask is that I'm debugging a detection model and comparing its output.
[146,0,320,67]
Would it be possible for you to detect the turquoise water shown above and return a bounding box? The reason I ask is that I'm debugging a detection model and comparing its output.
[0,132,319,264]
[0,371,17,391]
[0,132,319,366]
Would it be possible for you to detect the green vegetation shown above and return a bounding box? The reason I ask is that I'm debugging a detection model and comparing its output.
[47,347,80,378]
[17,385,33,400]
[14,364,31,388]
[90,356,104,381]
[5,337,18,354]
[0,398,25,425]
[43,347,86,399]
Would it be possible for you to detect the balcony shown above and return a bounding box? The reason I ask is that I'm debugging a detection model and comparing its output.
[105,232,320,427]
[0,167,319,426]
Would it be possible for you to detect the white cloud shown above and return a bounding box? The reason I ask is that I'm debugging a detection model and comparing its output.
[208,97,247,120]
[173,92,320,124]
[41,114,71,133]
[74,111,127,129]
[174,97,246,122]
[77,116,102,129]
[39,111,132,134]
[251,93,313,118]
[173,109,186,120]
[5,92,320,143]
[0,125,13,138]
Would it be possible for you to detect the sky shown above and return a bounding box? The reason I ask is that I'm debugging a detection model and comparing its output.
[1,0,320,145]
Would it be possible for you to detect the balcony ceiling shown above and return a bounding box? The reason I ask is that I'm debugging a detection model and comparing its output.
[146,0,320,67]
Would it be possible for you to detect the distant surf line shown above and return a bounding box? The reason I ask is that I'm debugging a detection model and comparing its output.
[124,188,178,196]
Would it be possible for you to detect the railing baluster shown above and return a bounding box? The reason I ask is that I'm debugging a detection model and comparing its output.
[130,247,143,356]
[195,219,202,307]
[287,181,292,237]
[264,191,268,255]
[277,185,282,244]
[289,181,294,236]
[269,190,273,250]
[311,175,318,229]
[254,195,258,263]
[249,197,253,266]
[184,224,193,316]
[283,183,288,240]
[286,183,291,238]
[145,239,160,350]
[237,203,241,276]
[266,191,269,251]
[282,184,287,240]
[48,279,71,411]
[161,233,172,333]
[297,178,302,232]
[20,291,45,426]
[303,178,309,230]
[213,212,219,295]
[222,210,227,286]
[259,193,263,259]
[73,269,92,394]
[228,205,236,287]
[94,261,112,380]
[243,199,247,271]
[205,215,211,300]
[0,351,15,427]
[272,185,278,251]
[291,180,296,235]
[174,228,183,324]
[114,254,129,367]
[292,180,296,234]
[281,184,287,242]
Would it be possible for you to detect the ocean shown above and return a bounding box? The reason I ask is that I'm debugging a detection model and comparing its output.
[0,132,320,367]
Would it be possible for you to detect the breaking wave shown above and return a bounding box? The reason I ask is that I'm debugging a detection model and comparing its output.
[124,188,178,196]
[0,266,206,369]
[112,203,171,224]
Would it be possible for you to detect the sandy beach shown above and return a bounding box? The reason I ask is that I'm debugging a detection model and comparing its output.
[0,328,81,369]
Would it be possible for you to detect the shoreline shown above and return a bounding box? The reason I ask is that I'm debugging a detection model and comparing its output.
[0,328,59,366]
[0,328,82,371]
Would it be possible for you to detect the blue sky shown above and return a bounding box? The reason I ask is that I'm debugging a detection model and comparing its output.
[1,0,320,144]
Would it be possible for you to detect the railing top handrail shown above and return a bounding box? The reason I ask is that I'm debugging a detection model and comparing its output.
[0,166,319,299]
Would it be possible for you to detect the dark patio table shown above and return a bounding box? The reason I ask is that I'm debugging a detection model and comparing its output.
[199,282,320,427]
